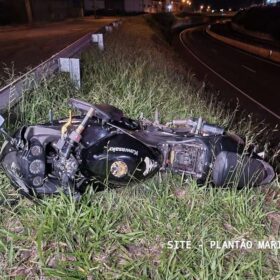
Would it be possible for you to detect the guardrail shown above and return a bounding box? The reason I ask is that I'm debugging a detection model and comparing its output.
[0,20,122,113]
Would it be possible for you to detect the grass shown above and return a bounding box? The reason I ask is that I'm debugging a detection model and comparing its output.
[0,16,279,279]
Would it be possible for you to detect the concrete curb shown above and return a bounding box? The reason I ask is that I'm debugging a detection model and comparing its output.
[206,26,280,64]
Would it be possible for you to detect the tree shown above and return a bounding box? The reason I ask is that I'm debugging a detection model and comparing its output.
[80,0,85,17]
[93,0,97,18]
[25,0,33,24]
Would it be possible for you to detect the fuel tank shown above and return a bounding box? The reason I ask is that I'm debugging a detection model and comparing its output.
[80,125,161,184]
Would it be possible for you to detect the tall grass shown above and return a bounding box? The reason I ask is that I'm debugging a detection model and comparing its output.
[0,16,279,279]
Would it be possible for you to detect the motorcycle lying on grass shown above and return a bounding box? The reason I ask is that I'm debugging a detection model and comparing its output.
[0,98,275,199]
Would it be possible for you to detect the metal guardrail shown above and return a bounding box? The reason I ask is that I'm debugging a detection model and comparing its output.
[0,20,122,112]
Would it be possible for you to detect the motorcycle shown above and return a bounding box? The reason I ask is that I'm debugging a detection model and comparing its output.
[0,98,275,199]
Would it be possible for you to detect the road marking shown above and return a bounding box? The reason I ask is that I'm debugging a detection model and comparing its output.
[179,30,280,120]
[241,65,256,73]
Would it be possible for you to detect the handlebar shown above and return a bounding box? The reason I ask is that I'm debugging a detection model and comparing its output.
[201,123,225,135]
[168,118,225,135]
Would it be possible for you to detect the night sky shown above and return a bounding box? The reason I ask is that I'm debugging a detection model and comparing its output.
[193,0,263,9]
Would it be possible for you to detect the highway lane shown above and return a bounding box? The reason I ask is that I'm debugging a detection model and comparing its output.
[175,26,280,126]
[0,17,115,84]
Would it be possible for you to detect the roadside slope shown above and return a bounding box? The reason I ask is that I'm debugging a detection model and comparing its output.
[0,16,279,279]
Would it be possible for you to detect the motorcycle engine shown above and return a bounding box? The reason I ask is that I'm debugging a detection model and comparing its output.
[162,141,209,179]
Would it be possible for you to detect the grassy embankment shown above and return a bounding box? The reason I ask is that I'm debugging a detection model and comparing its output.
[0,16,279,279]
[233,6,280,41]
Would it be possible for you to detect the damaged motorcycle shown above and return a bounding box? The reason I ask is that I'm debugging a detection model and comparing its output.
[0,98,275,199]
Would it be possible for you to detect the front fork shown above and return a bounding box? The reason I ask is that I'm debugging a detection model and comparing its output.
[54,108,95,190]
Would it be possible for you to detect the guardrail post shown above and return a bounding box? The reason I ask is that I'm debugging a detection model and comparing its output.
[92,33,104,50]
[8,85,17,111]
[59,58,81,89]
[112,22,118,28]
[105,25,113,32]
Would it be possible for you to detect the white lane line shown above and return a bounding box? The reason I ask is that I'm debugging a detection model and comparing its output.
[241,65,256,73]
[179,30,280,120]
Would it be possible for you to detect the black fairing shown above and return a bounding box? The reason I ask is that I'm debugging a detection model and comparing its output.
[81,132,161,184]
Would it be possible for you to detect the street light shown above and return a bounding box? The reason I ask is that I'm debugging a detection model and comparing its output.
[183,0,191,6]
[167,3,172,12]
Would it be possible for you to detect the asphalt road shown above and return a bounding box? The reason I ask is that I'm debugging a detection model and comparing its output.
[0,17,115,84]
[175,26,280,127]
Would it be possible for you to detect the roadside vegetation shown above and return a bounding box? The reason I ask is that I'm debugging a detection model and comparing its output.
[145,13,177,43]
[0,16,279,279]
[233,6,280,40]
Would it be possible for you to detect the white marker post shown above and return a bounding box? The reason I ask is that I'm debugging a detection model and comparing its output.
[105,25,113,32]
[58,58,81,89]
[92,33,104,50]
